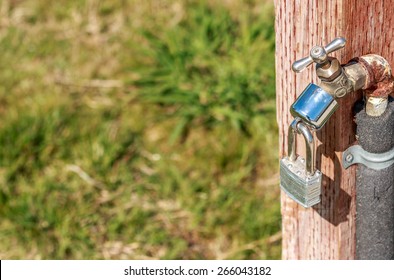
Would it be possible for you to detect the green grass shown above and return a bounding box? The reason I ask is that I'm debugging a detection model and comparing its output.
[0,0,280,259]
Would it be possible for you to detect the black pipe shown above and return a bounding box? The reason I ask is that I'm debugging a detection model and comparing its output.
[355,97,394,260]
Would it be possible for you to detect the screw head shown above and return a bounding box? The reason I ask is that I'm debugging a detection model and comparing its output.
[346,153,354,162]
[312,46,324,55]
[310,46,327,64]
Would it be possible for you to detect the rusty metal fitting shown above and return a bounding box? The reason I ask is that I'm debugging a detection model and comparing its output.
[319,54,393,115]
[357,54,394,116]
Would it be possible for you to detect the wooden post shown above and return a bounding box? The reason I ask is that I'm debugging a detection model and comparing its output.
[275,0,394,259]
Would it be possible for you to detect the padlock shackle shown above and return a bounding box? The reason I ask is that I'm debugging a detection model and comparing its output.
[288,125,297,162]
[298,122,315,175]
[288,119,315,175]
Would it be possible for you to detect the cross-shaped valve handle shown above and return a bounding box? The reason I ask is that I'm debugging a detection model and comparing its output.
[292,37,346,73]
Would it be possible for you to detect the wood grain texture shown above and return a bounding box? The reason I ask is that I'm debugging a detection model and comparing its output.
[275,0,394,259]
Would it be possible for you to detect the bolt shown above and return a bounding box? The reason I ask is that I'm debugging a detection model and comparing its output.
[346,153,354,162]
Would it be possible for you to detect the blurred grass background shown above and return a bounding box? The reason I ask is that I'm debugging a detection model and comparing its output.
[0,0,280,259]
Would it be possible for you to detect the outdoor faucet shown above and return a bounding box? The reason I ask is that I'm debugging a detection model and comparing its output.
[291,37,393,124]
[280,37,394,208]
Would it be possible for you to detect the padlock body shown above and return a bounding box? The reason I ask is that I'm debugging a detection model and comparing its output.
[290,83,338,130]
[280,156,322,208]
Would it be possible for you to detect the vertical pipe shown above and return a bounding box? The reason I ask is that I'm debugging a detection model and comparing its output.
[355,98,394,259]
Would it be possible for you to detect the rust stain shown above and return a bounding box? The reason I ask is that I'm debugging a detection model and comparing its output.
[358,56,394,98]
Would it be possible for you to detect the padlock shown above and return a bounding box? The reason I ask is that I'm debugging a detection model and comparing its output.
[280,118,322,207]
[290,83,338,130]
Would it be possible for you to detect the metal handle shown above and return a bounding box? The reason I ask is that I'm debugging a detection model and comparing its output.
[292,37,346,73]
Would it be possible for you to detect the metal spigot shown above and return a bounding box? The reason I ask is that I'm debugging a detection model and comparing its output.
[292,37,356,99]
[292,37,346,73]
[290,35,393,122]
[288,37,350,130]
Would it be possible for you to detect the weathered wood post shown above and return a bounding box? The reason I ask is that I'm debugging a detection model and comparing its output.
[275,0,394,259]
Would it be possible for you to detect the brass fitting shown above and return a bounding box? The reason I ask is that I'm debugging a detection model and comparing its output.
[316,54,393,116]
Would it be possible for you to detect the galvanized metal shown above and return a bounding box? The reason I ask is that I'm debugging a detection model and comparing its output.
[342,144,394,170]
[366,97,389,117]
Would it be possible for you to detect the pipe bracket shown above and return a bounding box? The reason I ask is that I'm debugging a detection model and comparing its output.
[343,145,394,170]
